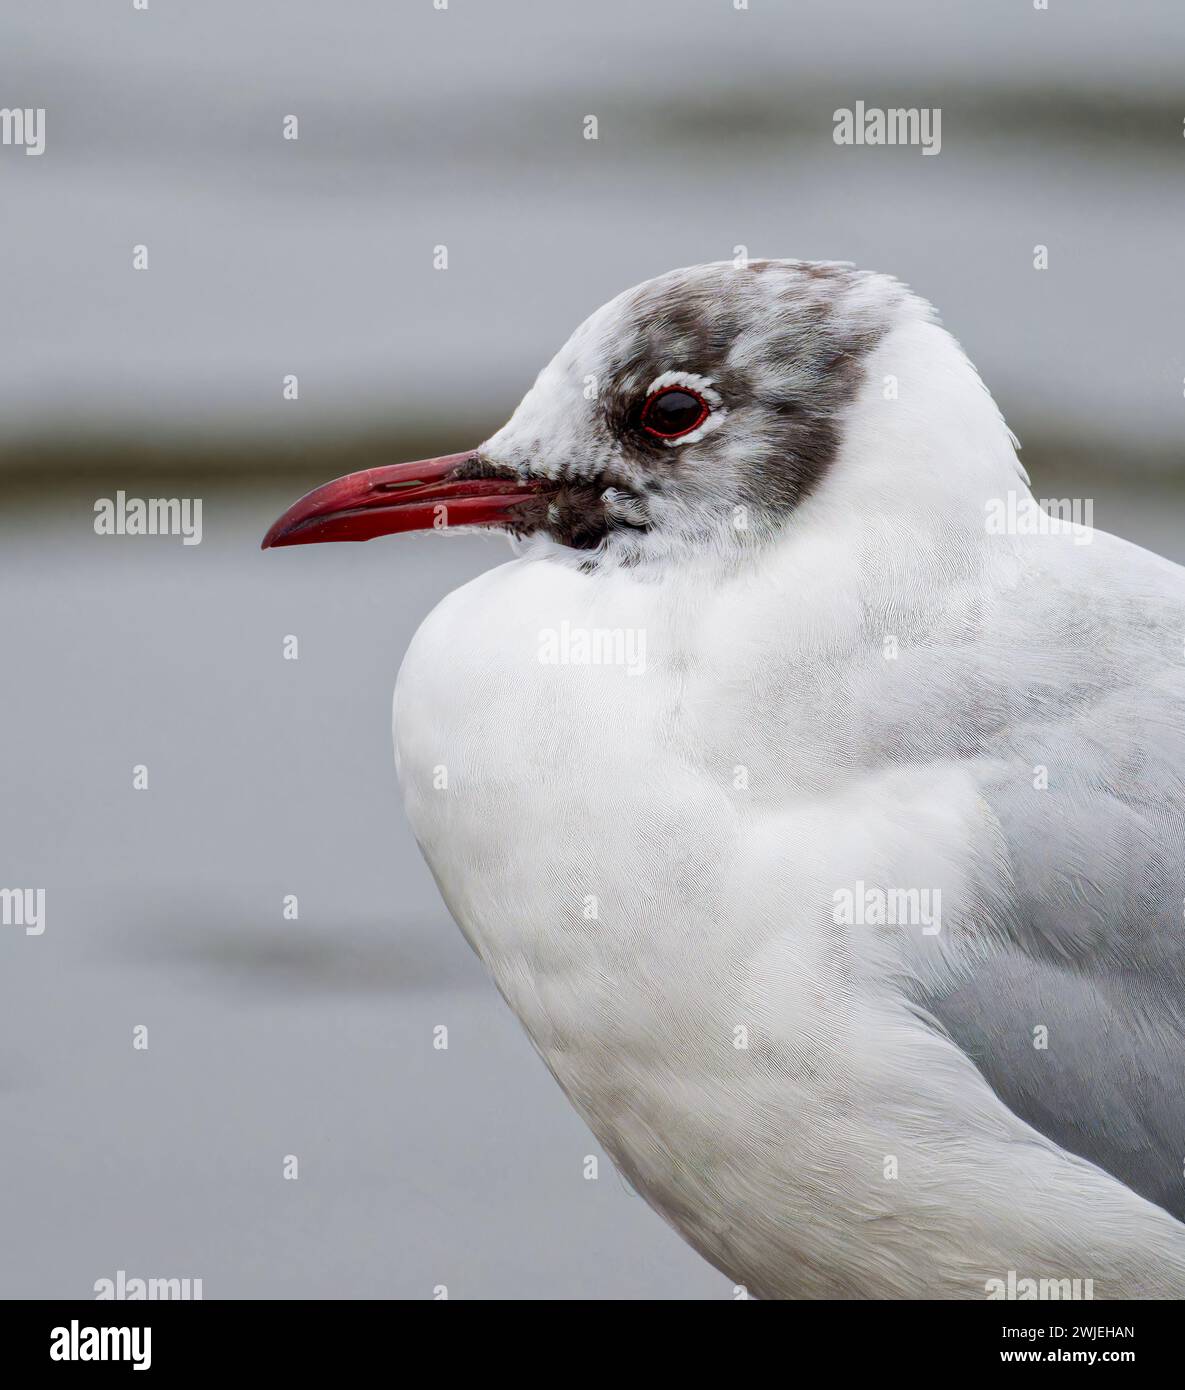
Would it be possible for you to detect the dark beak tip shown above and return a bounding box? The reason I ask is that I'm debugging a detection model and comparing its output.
[260,519,290,550]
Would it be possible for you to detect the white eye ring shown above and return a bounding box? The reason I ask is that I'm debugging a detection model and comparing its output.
[643,371,726,446]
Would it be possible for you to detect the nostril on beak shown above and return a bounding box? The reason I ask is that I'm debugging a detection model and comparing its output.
[375,476,436,492]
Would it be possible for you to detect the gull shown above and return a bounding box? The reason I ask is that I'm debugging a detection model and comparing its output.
[263,260,1185,1299]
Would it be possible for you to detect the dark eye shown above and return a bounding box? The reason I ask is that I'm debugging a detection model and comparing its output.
[640,386,710,440]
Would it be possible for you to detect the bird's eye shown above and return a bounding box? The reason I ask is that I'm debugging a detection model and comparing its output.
[640,386,710,440]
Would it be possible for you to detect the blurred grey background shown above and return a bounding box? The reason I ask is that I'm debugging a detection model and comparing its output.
[1,0,1182,1298]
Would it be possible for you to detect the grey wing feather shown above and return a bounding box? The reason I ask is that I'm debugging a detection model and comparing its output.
[913,533,1185,1219]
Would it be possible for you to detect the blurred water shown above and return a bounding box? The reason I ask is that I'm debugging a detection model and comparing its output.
[3,0,1183,465]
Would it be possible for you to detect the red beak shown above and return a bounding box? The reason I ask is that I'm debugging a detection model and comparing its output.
[261,449,555,549]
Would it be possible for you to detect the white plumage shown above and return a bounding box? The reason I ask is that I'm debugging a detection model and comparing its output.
[274,260,1185,1297]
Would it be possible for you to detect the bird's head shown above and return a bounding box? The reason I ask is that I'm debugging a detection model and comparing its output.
[263,260,1004,567]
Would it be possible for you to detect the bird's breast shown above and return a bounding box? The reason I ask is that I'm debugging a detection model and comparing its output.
[391,550,991,1044]
[393,556,739,993]
[390,551,1036,1294]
